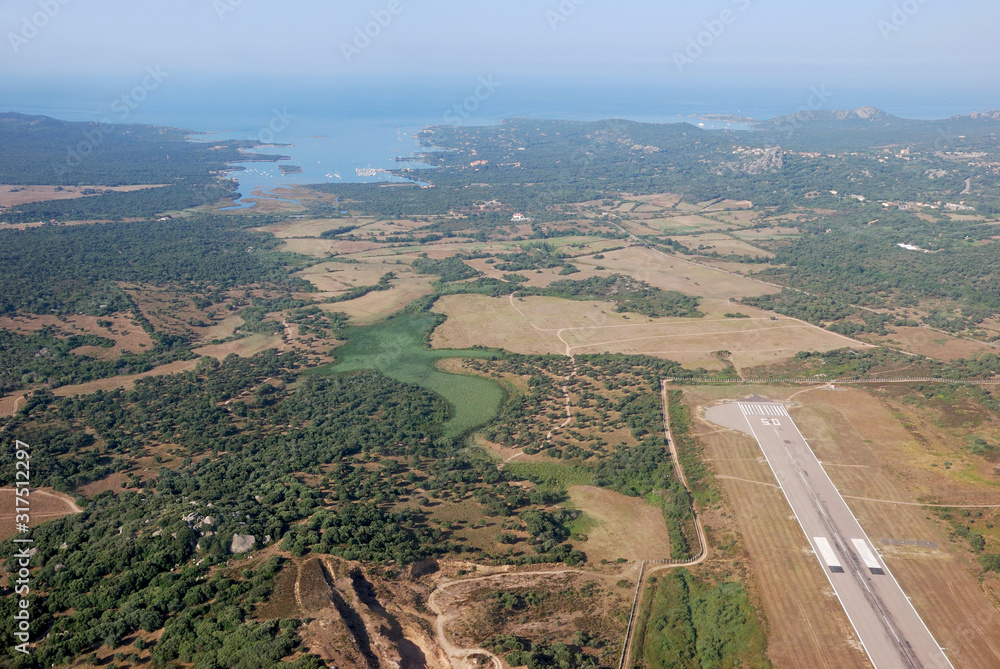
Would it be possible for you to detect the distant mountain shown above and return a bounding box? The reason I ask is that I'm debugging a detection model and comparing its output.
[759,107,901,130]
[753,106,998,152]
[950,110,1000,122]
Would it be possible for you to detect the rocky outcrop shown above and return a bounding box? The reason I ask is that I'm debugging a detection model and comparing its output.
[230,533,256,554]
[743,147,784,174]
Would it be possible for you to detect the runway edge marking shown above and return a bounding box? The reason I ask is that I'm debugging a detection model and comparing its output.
[736,403,880,669]
[780,408,955,668]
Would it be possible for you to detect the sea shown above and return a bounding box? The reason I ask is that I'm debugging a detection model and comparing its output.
[1,75,996,209]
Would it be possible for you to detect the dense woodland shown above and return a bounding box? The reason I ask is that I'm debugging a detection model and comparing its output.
[0,113,289,221]
[0,213,312,316]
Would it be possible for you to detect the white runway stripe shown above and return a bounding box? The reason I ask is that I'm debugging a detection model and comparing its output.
[738,403,789,417]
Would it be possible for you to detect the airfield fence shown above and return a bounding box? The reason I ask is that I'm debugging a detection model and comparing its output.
[676,377,1000,385]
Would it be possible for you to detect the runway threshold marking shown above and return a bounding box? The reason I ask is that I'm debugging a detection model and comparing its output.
[735,402,954,669]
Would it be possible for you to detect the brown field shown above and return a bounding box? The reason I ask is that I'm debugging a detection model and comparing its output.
[50,334,284,397]
[567,485,672,563]
[444,569,629,668]
[700,198,754,212]
[632,193,681,208]
[0,184,166,208]
[880,326,998,360]
[0,488,81,541]
[201,314,245,341]
[707,209,758,227]
[572,246,779,300]
[277,237,382,257]
[297,261,407,294]
[52,359,202,396]
[670,233,774,258]
[0,312,155,355]
[195,333,284,358]
[733,226,801,241]
[0,394,26,417]
[77,472,131,498]
[626,214,728,235]
[321,276,435,324]
[684,383,1000,669]
[255,216,376,238]
[432,293,866,369]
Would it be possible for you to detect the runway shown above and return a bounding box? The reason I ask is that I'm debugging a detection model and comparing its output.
[706,401,954,669]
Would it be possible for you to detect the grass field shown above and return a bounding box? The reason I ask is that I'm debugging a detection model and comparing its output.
[879,326,996,360]
[432,293,867,370]
[572,246,778,301]
[628,215,730,235]
[669,233,774,259]
[314,311,504,438]
[686,383,1000,669]
[0,184,166,208]
[0,488,81,541]
[321,276,437,325]
[566,485,673,563]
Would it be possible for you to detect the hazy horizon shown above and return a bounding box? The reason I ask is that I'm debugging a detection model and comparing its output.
[2,0,998,106]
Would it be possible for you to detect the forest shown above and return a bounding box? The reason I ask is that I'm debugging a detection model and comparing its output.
[0,112,289,222]
[0,213,312,317]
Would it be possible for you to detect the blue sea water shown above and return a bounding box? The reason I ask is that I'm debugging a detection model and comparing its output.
[1,75,996,207]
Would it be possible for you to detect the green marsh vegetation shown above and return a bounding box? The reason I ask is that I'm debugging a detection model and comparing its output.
[315,308,505,439]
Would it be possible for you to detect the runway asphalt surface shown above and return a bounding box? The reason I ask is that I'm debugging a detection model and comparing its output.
[706,401,954,669]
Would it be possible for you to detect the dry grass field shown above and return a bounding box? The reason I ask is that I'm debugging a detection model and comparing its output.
[0,184,166,208]
[572,246,779,300]
[684,383,1000,669]
[254,216,376,238]
[669,233,775,258]
[321,275,436,324]
[297,261,404,295]
[276,236,381,257]
[625,214,729,235]
[0,312,155,355]
[0,488,81,541]
[879,326,997,360]
[733,226,802,241]
[432,293,866,369]
[0,394,25,417]
[567,485,673,563]
[50,333,285,397]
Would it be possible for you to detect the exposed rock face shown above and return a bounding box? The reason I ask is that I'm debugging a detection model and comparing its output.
[743,147,784,174]
[842,106,889,121]
[230,533,256,554]
[967,110,1000,121]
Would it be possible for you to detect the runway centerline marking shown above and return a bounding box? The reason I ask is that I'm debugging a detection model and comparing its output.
[728,402,953,669]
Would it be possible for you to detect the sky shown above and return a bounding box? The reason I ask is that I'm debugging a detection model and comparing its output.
[1,0,998,113]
